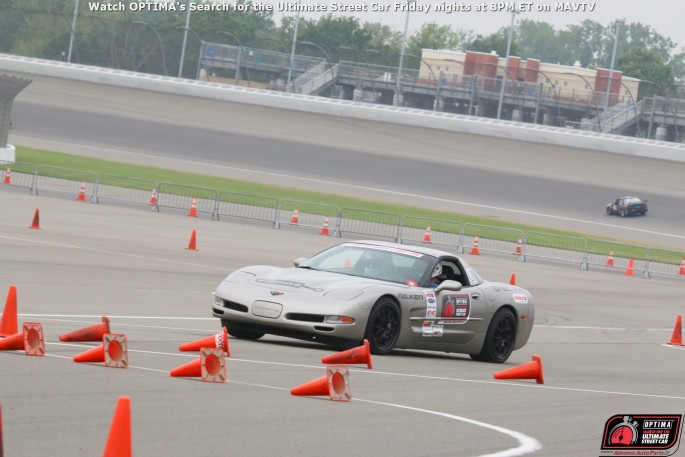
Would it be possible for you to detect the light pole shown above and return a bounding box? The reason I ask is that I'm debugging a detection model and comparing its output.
[132,21,167,76]
[178,1,191,77]
[604,23,620,109]
[301,41,332,69]
[219,31,245,86]
[286,1,302,92]
[67,0,80,63]
[364,49,392,67]
[175,27,203,79]
[497,9,519,119]
[395,0,415,106]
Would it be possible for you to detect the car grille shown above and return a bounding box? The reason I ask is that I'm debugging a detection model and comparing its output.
[285,313,325,323]
[220,299,248,313]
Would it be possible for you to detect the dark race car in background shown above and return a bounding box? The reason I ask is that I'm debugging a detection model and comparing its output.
[606,196,648,217]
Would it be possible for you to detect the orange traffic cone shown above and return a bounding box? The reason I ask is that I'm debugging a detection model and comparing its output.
[28,208,40,230]
[0,322,45,356]
[290,366,351,401]
[667,315,683,346]
[170,348,226,383]
[494,355,544,384]
[188,197,198,217]
[179,327,230,356]
[59,316,110,342]
[320,215,330,236]
[3,166,10,184]
[149,188,158,206]
[76,181,87,201]
[679,258,685,276]
[509,273,516,285]
[423,226,432,243]
[290,209,299,225]
[103,396,132,457]
[185,229,198,251]
[0,285,18,338]
[321,339,373,369]
[470,235,480,255]
[606,251,615,267]
[514,237,522,256]
[73,333,128,368]
[625,256,635,276]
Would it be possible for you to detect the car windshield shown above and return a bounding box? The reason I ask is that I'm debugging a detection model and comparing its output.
[299,242,436,285]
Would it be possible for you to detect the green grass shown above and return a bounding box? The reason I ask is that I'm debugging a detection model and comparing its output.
[13,146,683,263]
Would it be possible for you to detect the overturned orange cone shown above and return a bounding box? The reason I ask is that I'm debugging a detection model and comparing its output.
[170,348,226,383]
[667,315,683,346]
[0,322,45,356]
[73,333,128,368]
[103,396,132,457]
[0,285,18,337]
[321,339,372,369]
[179,327,229,356]
[494,355,544,384]
[59,316,110,342]
[291,366,351,401]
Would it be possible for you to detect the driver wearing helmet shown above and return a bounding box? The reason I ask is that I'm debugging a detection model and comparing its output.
[363,251,385,277]
[430,263,444,288]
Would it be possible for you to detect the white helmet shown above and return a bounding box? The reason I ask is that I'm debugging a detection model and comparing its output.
[363,251,384,277]
[432,263,442,278]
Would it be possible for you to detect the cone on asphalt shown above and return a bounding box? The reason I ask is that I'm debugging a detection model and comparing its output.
[625,256,635,276]
[3,166,10,184]
[76,181,87,201]
[59,316,110,342]
[290,366,351,401]
[0,322,45,356]
[423,226,432,243]
[320,215,330,236]
[514,237,522,256]
[149,188,158,206]
[494,355,544,384]
[179,327,230,356]
[0,285,18,338]
[679,258,685,276]
[470,235,480,255]
[103,396,132,457]
[606,250,615,267]
[321,339,372,369]
[170,348,226,383]
[28,208,40,229]
[667,315,683,346]
[290,208,299,225]
[188,197,198,217]
[185,229,198,251]
[509,273,516,285]
[73,333,128,368]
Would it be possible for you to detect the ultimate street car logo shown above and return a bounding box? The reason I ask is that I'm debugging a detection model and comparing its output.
[600,414,683,456]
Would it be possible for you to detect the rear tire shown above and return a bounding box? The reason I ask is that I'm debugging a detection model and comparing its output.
[470,308,516,363]
[364,298,400,355]
[222,320,264,340]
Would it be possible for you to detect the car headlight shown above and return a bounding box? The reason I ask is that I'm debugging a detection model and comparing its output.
[324,288,363,300]
[324,315,356,324]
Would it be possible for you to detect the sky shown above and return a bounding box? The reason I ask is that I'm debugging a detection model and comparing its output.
[263,0,683,50]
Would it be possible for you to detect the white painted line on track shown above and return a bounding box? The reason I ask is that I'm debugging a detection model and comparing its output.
[0,235,231,271]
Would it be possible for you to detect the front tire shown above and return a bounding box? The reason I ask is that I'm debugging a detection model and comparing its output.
[470,308,516,363]
[364,298,401,355]
[222,320,264,340]
[620,208,627,217]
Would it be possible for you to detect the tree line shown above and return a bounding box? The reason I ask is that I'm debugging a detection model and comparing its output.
[1,0,683,99]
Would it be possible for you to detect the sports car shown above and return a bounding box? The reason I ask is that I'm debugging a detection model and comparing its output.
[212,240,535,363]
[606,196,648,217]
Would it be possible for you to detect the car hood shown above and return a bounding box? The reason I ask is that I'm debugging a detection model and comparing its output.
[238,266,391,295]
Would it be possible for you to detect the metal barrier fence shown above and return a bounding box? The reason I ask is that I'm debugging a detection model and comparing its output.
[216,191,278,227]
[2,161,685,280]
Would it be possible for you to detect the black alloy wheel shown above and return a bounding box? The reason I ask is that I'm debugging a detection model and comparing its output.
[364,299,401,355]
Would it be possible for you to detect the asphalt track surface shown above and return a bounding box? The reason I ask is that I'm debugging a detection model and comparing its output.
[1,73,685,456]
[7,72,685,250]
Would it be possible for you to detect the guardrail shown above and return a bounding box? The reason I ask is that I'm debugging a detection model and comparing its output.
[3,161,685,281]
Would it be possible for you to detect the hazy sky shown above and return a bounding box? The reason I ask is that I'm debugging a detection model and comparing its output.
[265,0,683,50]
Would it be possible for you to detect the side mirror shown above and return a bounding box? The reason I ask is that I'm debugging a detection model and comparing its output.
[435,280,463,294]
[293,257,307,267]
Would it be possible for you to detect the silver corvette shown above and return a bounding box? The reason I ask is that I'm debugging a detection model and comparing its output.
[212,240,535,363]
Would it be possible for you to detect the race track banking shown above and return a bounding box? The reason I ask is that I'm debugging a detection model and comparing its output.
[1,72,685,456]
[7,72,685,250]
